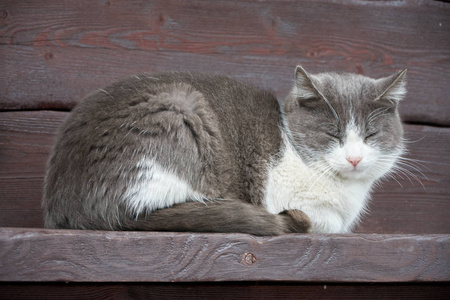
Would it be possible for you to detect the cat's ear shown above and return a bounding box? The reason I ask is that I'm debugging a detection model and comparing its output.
[292,66,340,122]
[375,69,407,105]
[293,65,323,100]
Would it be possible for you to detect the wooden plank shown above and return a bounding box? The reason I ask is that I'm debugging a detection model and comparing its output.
[0,282,449,300]
[1,111,449,233]
[0,0,449,125]
[0,228,449,282]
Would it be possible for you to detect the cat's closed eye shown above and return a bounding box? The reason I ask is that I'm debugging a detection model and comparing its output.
[364,132,378,143]
[299,97,322,108]
[325,132,342,143]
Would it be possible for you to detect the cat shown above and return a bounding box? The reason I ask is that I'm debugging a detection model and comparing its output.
[43,65,407,235]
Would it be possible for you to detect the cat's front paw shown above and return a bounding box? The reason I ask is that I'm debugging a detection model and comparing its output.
[280,209,311,233]
[307,211,347,233]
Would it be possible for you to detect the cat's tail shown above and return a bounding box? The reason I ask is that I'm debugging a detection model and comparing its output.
[119,200,310,236]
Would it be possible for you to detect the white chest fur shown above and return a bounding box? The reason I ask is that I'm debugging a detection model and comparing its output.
[263,137,374,233]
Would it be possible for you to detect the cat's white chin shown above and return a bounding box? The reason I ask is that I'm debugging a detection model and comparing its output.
[338,168,371,180]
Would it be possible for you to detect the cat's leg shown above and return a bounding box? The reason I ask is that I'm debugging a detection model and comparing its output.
[267,192,346,233]
[291,204,346,233]
[118,200,310,236]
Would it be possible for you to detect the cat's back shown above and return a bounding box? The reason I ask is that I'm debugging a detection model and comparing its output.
[59,72,282,177]
[66,72,279,136]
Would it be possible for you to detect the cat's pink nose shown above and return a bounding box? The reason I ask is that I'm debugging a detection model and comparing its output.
[347,156,362,167]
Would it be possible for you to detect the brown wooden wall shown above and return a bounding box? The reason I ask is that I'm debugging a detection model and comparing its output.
[1,0,449,234]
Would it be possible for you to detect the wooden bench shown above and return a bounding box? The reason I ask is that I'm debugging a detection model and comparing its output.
[1,1,449,298]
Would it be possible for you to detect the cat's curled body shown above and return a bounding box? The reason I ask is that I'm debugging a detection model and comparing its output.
[43,66,406,235]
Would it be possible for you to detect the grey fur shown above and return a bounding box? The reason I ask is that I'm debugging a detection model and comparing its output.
[43,67,406,235]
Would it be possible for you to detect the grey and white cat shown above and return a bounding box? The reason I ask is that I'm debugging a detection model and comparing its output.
[43,66,407,235]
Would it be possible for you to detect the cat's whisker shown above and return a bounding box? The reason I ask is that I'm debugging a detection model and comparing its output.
[402,135,427,144]
[377,162,411,182]
[391,166,417,186]
[399,167,426,189]
[397,157,430,172]
[385,173,404,188]
[376,155,429,183]
[390,165,426,190]
[300,160,330,185]
[398,156,428,165]
[307,164,335,192]
[395,160,429,181]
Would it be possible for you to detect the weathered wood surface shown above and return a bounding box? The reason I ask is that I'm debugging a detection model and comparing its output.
[1,283,449,300]
[0,228,449,282]
[1,110,449,233]
[1,0,449,125]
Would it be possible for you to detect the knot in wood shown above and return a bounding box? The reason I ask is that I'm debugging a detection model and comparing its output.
[243,252,256,266]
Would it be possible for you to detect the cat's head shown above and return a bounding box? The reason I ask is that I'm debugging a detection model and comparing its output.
[283,66,407,181]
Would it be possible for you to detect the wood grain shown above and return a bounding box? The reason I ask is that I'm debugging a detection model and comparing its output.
[1,110,449,233]
[0,0,449,125]
[0,111,61,227]
[0,228,449,282]
[1,282,449,300]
